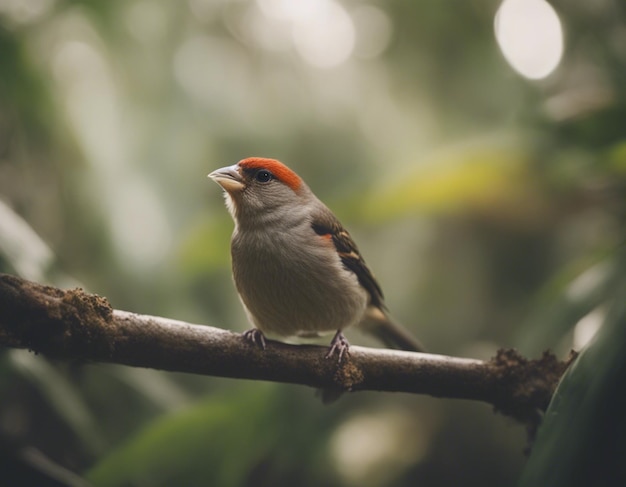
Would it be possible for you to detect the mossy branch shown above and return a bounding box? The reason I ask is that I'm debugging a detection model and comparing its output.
[0,273,576,429]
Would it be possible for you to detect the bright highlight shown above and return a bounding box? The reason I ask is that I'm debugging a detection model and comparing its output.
[495,0,564,80]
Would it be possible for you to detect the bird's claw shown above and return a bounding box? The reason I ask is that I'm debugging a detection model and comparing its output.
[325,331,350,363]
[243,328,266,350]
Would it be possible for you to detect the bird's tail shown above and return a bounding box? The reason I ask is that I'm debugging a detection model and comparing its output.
[361,306,426,353]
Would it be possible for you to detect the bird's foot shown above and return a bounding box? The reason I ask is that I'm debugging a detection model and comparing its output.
[325,331,350,363]
[243,328,266,350]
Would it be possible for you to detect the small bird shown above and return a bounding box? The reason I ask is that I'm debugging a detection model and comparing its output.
[208,157,425,361]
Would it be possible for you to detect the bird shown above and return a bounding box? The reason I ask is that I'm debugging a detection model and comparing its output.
[208,157,425,362]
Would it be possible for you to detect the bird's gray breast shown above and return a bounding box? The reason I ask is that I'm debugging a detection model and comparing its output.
[231,226,367,336]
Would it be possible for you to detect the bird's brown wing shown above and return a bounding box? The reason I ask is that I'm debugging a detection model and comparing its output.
[311,206,426,354]
[311,208,384,309]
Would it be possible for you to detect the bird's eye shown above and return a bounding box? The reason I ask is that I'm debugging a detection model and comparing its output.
[255,170,273,183]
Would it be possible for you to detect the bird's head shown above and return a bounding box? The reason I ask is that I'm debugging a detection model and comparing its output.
[208,157,310,225]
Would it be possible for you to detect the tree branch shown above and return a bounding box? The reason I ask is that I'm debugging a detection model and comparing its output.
[0,273,575,426]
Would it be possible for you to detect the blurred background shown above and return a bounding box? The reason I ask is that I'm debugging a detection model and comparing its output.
[1,0,625,485]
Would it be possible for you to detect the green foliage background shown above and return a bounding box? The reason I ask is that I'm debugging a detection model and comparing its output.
[1,0,624,485]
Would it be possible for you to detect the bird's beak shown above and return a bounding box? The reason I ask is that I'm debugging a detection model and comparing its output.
[208,164,244,192]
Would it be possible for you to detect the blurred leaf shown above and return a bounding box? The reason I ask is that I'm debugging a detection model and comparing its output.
[0,200,55,281]
[177,217,233,276]
[85,385,336,487]
[104,366,192,412]
[607,141,626,175]
[87,389,266,487]
[516,252,616,355]
[356,140,532,222]
[8,351,106,455]
[519,255,626,487]
[0,25,53,130]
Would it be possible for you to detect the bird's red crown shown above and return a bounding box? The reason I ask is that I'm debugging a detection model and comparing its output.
[238,157,302,192]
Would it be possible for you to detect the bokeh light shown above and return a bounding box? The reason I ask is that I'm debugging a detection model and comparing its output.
[494,0,564,80]
[291,0,355,68]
